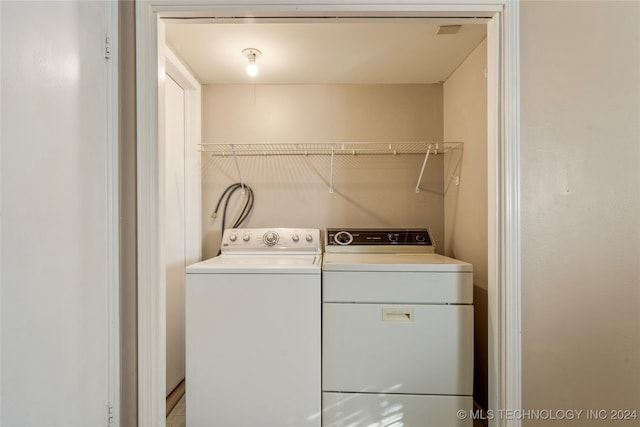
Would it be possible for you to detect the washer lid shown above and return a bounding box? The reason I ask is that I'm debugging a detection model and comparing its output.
[186,254,321,274]
[322,253,472,272]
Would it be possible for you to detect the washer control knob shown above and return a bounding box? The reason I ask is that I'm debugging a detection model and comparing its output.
[242,234,251,242]
[416,235,426,242]
[229,234,238,242]
[389,234,398,242]
[291,233,300,242]
[334,231,353,246]
[263,231,279,246]
[305,233,313,242]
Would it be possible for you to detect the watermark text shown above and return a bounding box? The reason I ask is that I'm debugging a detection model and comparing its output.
[456,408,638,421]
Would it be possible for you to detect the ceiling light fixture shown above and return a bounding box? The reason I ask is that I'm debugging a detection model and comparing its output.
[242,48,262,77]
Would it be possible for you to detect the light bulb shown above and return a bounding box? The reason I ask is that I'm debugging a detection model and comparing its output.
[246,62,259,77]
[242,48,262,77]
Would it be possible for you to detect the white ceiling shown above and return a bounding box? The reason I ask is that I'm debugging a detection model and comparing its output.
[164,20,487,85]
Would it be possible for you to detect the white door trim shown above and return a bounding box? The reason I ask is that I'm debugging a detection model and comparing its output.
[486,4,522,427]
[105,1,121,425]
[135,3,521,427]
[136,2,166,424]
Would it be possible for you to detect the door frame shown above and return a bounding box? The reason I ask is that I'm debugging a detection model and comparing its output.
[136,2,521,427]
[164,47,202,270]
[163,45,203,396]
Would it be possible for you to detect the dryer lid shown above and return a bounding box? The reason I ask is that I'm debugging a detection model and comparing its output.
[322,253,472,272]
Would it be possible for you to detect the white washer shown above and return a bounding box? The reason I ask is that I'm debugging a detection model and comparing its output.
[186,228,322,427]
[322,228,473,427]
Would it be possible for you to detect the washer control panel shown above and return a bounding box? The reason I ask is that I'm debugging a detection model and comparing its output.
[326,228,435,253]
[221,228,321,253]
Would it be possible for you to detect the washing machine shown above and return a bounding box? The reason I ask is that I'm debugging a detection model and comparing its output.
[322,228,473,427]
[185,228,322,427]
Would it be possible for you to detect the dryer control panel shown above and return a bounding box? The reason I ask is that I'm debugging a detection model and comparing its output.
[325,228,434,253]
[221,228,321,254]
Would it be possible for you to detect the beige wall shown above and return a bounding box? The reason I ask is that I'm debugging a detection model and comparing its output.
[443,38,488,409]
[202,84,443,143]
[201,84,445,258]
[443,39,488,288]
[520,1,640,425]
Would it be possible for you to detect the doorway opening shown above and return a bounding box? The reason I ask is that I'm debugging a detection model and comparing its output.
[135,3,520,427]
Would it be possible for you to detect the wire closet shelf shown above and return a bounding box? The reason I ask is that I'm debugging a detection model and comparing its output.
[200,141,463,194]
[199,141,463,156]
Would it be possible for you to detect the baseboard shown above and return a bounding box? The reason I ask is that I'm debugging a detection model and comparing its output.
[473,400,489,426]
[166,380,185,416]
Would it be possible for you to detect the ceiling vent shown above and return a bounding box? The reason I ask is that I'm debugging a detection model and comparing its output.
[436,25,462,35]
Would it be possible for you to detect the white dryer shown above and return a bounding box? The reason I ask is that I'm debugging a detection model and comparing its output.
[322,228,473,427]
[186,228,322,427]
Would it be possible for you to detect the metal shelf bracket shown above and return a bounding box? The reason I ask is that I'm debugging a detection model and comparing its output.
[329,144,335,194]
[415,144,434,193]
[230,145,245,194]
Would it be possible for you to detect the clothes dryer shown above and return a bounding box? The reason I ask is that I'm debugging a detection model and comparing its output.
[322,228,473,427]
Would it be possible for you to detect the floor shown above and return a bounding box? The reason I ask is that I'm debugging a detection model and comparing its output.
[166,395,487,427]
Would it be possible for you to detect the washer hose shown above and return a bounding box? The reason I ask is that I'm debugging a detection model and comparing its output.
[212,182,255,233]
